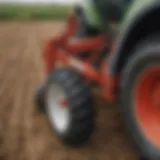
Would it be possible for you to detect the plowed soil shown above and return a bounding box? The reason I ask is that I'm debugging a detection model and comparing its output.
[0,21,139,160]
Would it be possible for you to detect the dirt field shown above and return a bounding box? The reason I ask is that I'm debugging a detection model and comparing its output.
[0,21,139,160]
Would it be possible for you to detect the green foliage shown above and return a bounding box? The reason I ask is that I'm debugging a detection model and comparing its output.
[0,4,73,20]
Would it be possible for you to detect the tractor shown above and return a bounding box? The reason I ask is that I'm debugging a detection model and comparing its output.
[35,0,160,160]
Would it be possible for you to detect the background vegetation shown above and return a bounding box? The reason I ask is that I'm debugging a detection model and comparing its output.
[0,4,73,20]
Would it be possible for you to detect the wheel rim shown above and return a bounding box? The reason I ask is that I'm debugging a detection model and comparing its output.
[46,83,70,133]
[134,66,160,147]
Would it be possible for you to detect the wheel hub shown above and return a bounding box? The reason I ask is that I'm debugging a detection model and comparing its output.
[59,99,68,108]
[135,67,160,147]
[46,83,70,133]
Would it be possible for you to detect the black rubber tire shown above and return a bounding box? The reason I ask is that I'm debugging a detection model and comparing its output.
[120,35,160,160]
[34,85,46,112]
[45,68,95,146]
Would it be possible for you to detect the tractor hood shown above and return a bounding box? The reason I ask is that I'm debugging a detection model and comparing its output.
[109,0,160,74]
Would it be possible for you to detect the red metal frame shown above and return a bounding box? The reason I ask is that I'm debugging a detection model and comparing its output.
[43,13,119,102]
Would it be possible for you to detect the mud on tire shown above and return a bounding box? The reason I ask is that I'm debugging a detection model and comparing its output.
[45,68,95,146]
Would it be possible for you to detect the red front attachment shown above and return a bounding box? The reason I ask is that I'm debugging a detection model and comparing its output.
[43,11,119,103]
[100,61,120,102]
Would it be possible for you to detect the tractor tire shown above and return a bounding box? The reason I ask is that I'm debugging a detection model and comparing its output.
[34,85,46,112]
[120,36,160,160]
[45,68,95,146]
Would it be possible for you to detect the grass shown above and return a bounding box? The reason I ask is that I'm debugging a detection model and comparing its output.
[0,4,73,20]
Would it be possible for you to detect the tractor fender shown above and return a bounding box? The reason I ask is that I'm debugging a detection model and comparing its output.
[108,0,160,76]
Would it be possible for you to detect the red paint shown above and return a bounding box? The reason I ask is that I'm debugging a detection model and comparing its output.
[135,67,160,147]
[42,12,118,103]
[60,99,68,108]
